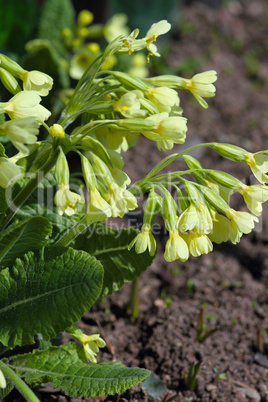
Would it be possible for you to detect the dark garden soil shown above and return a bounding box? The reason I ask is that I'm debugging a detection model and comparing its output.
[7,0,268,401]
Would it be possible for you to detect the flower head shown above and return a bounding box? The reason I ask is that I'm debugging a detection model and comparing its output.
[66,325,106,363]
[164,230,189,262]
[245,151,268,184]
[114,90,146,118]
[0,117,39,154]
[128,223,156,256]
[182,231,213,257]
[238,183,268,216]
[54,184,84,216]
[144,20,171,59]
[185,71,217,108]
[178,202,213,235]
[20,70,53,96]
[208,210,229,244]
[145,86,180,113]
[49,124,65,139]
[143,112,187,148]
[86,188,112,223]
[0,91,51,121]
[226,208,258,244]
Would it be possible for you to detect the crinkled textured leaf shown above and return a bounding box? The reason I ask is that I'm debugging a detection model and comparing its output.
[38,0,75,55]
[6,343,150,397]
[0,247,103,347]
[0,217,52,269]
[73,223,155,297]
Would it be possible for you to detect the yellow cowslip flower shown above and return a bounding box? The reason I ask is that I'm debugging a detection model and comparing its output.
[19,70,53,96]
[86,187,112,223]
[0,157,22,188]
[208,209,229,244]
[128,53,148,78]
[145,86,180,113]
[128,223,156,256]
[104,128,139,152]
[245,151,268,184]
[144,20,171,59]
[178,202,213,235]
[226,208,258,244]
[0,117,39,154]
[182,231,213,257]
[238,183,268,216]
[184,71,217,109]
[66,325,106,364]
[49,123,65,139]
[114,90,147,118]
[143,112,187,147]
[107,181,137,218]
[54,184,84,216]
[164,230,189,262]
[0,91,51,122]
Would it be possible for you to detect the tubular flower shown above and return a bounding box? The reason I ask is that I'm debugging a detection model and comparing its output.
[164,229,189,262]
[226,208,258,244]
[107,181,138,218]
[185,71,217,109]
[238,183,268,216]
[145,86,180,113]
[19,70,53,96]
[0,157,22,188]
[114,90,146,118]
[245,151,268,184]
[143,112,187,148]
[208,210,229,244]
[54,184,84,216]
[66,325,106,364]
[178,202,213,235]
[182,231,213,257]
[0,91,51,121]
[86,188,112,223]
[144,20,171,58]
[128,223,156,256]
[0,117,39,154]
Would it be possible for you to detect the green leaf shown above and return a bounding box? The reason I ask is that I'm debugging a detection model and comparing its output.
[0,247,103,347]
[0,217,52,269]
[38,0,75,55]
[6,343,150,397]
[73,223,155,297]
[23,39,70,89]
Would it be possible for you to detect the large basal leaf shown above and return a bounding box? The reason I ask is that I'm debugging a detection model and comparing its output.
[38,0,75,54]
[0,247,103,348]
[0,216,52,269]
[6,343,150,397]
[73,223,155,297]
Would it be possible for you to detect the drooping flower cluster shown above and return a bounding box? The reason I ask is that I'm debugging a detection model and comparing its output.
[129,149,268,262]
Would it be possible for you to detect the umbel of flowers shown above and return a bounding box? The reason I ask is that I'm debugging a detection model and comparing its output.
[0,19,268,270]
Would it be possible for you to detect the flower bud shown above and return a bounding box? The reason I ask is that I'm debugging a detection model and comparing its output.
[49,124,65,139]
[208,143,248,162]
[0,67,21,94]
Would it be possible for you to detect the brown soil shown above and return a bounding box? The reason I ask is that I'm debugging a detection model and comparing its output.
[7,0,268,401]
